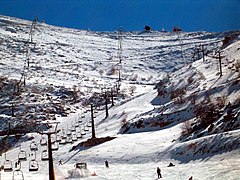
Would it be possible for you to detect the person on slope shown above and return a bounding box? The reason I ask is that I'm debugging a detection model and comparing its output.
[157,167,162,178]
[105,160,109,168]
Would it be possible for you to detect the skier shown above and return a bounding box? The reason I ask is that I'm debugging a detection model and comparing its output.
[58,160,62,165]
[157,167,162,178]
[105,160,109,168]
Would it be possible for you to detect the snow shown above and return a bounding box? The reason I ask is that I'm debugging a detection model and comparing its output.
[0,15,240,180]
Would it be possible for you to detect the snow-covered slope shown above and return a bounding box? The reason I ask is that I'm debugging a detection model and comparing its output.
[0,15,239,180]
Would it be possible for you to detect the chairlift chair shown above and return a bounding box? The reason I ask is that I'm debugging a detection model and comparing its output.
[84,126,89,131]
[29,160,39,171]
[56,134,62,142]
[59,138,66,145]
[78,117,82,123]
[41,150,49,161]
[61,128,67,139]
[87,122,92,127]
[72,133,77,141]
[61,134,67,139]
[76,131,82,139]
[71,126,76,132]
[66,136,72,144]
[61,128,66,134]
[51,142,59,151]
[12,169,24,180]
[4,160,13,172]
[40,136,47,146]
[30,142,38,151]
[51,135,56,143]
[66,130,71,136]
[75,122,79,127]
[18,150,27,161]
[81,130,86,136]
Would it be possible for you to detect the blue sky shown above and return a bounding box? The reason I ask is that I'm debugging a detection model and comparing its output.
[0,0,239,32]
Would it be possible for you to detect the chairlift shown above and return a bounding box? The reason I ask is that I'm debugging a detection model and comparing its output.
[61,128,67,139]
[66,130,71,136]
[29,160,39,171]
[61,128,66,134]
[51,142,59,151]
[30,141,38,151]
[41,150,49,161]
[61,134,67,139]
[72,133,77,141]
[18,143,27,161]
[18,150,27,161]
[40,136,47,146]
[75,122,79,127]
[56,134,62,142]
[12,169,24,180]
[81,130,86,136]
[76,131,82,139]
[51,134,56,143]
[71,122,76,132]
[84,126,89,131]
[59,138,66,145]
[65,125,70,132]
[87,122,92,127]
[78,117,82,123]
[3,153,13,172]
[66,136,72,144]
[4,159,13,172]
